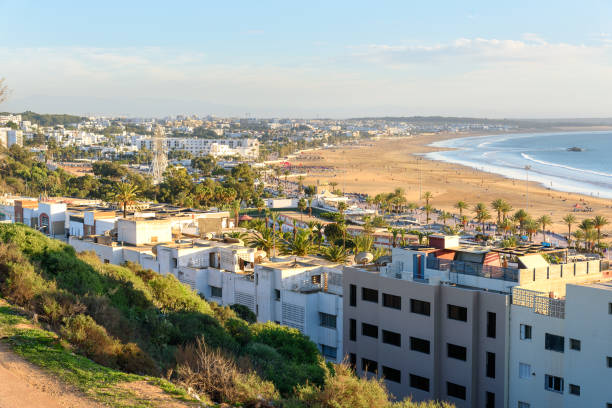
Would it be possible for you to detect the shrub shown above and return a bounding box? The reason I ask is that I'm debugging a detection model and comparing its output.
[38,290,86,326]
[148,275,212,315]
[230,303,256,323]
[176,337,278,405]
[117,342,159,375]
[60,314,120,368]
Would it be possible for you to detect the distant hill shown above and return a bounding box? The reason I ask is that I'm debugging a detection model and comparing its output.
[1,110,86,126]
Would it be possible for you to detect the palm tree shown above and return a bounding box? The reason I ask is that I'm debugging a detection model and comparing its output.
[353,234,374,253]
[572,229,585,251]
[113,182,140,218]
[307,197,313,217]
[499,219,513,237]
[422,191,433,206]
[423,204,433,225]
[269,212,281,257]
[593,215,608,246]
[524,218,539,241]
[281,229,315,256]
[248,228,276,255]
[454,200,468,218]
[337,201,348,220]
[473,203,490,232]
[491,199,504,224]
[460,215,469,231]
[514,209,529,235]
[562,214,576,246]
[439,211,451,226]
[231,200,241,227]
[537,214,553,242]
[500,201,513,221]
[322,244,349,263]
[297,198,307,221]
[297,175,305,192]
[578,218,595,251]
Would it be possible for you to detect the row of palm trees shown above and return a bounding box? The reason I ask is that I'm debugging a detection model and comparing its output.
[245,211,387,263]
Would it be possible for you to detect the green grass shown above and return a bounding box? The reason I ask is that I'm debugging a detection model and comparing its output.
[0,302,199,408]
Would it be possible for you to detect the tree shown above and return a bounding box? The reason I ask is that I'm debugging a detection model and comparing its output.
[513,209,529,236]
[298,198,307,221]
[454,200,468,218]
[113,182,140,218]
[422,191,433,206]
[231,200,241,227]
[524,218,539,241]
[281,229,315,256]
[248,228,276,255]
[324,223,344,243]
[307,197,313,217]
[321,244,349,263]
[423,204,433,225]
[491,199,508,224]
[563,214,576,246]
[473,203,490,233]
[593,215,608,246]
[579,218,595,251]
[439,211,451,226]
[537,215,553,242]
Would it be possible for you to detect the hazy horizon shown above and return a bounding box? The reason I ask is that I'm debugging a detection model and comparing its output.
[2,1,612,118]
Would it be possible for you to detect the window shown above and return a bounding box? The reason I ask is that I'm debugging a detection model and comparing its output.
[569,384,580,396]
[311,274,321,284]
[410,299,431,316]
[447,381,466,400]
[545,333,565,353]
[518,402,531,408]
[519,363,531,379]
[349,284,356,307]
[362,287,378,303]
[319,312,337,329]
[486,392,495,408]
[274,289,281,301]
[382,366,401,383]
[487,312,496,338]
[607,356,612,368]
[486,352,496,378]
[609,302,612,314]
[383,293,401,310]
[210,285,222,298]
[448,304,468,321]
[362,358,377,373]
[410,337,430,354]
[520,324,532,340]
[104,259,110,264]
[447,343,467,361]
[382,330,401,347]
[410,374,430,392]
[544,374,564,393]
[349,319,356,341]
[349,353,356,369]
[362,323,378,338]
[172,257,178,268]
[569,338,581,351]
[320,344,337,359]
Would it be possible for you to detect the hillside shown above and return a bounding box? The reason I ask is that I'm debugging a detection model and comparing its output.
[0,224,452,408]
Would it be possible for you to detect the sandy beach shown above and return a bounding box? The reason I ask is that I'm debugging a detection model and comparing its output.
[294,131,612,235]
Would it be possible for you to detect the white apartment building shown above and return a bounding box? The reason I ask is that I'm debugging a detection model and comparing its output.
[137,137,259,159]
[509,277,612,408]
[0,128,24,147]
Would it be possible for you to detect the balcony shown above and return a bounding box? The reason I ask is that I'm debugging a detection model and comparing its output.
[512,287,565,319]
[426,257,519,282]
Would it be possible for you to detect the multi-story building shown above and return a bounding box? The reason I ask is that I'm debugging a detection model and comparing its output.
[0,128,24,147]
[509,274,612,408]
[342,234,611,408]
[137,137,259,159]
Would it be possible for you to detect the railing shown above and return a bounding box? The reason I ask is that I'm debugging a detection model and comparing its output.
[427,257,519,282]
[512,287,565,319]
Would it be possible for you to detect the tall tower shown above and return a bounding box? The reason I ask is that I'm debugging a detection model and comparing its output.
[150,125,168,184]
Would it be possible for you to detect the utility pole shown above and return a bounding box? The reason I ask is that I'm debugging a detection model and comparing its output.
[525,165,531,210]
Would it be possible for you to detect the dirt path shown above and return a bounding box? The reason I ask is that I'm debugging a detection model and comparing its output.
[0,342,104,408]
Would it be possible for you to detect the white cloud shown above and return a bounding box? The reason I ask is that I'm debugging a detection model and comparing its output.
[2,37,612,117]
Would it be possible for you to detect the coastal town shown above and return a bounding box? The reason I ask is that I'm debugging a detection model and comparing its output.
[0,108,611,407]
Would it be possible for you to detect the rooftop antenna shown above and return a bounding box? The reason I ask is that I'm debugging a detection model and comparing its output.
[150,125,168,185]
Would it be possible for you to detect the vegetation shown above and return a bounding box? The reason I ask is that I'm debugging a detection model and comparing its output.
[0,223,445,407]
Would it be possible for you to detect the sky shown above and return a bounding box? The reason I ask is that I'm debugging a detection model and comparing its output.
[1,0,612,118]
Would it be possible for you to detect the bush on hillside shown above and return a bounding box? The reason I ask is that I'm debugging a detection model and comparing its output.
[230,303,257,323]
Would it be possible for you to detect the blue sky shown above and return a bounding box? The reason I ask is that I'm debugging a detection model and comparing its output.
[1,1,612,117]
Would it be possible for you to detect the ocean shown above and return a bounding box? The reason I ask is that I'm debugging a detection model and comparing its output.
[425,130,612,199]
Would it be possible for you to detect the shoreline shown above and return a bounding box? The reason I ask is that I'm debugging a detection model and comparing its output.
[293,128,612,235]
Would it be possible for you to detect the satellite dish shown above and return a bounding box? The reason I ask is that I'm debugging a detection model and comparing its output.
[355,252,374,265]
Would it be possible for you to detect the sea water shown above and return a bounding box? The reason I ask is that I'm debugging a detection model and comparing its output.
[425,131,612,199]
